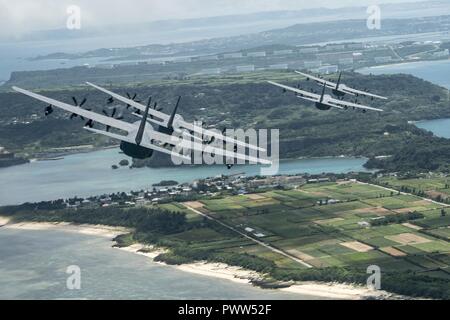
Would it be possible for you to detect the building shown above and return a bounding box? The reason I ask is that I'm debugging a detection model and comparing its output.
[268,63,289,70]
[236,65,255,72]
[347,43,365,50]
[273,49,293,55]
[326,44,345,51]
[173,57,192,63]
[223,52,243,59]
[200,68,221,75]
[338,57,354,65]
[304,60,322,69]
[198,55,219,61]
[298,47,319,54]
[315,65,338,74]
[374,56,393,63]
[247,51,266,58]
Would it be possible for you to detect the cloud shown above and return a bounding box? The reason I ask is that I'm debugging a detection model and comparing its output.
[0,0,427,38]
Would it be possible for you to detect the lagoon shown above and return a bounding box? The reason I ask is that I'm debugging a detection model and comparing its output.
[0,148,369,205]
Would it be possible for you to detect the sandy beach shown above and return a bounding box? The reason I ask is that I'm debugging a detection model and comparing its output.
[2,220,130,238]
[0,216,10,226]
[0,217,394,300]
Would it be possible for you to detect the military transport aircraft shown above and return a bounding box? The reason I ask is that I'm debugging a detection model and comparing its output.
[294,71,387,100]
[267,81,384,113]
[12,84,271,167]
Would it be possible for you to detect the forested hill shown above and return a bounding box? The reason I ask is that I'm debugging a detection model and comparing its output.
[0,71,449,171]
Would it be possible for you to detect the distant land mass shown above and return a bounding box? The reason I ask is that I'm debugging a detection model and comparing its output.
[29,14,450,64]
[7,0,450,44]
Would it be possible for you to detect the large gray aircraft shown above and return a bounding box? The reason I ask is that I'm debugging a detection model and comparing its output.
[13,83,270,166]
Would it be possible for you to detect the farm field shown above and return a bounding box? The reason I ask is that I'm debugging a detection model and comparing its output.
[377,175,450,201]
[173,181,450,279]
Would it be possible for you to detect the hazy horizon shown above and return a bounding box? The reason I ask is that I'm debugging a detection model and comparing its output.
[0,0,431,39]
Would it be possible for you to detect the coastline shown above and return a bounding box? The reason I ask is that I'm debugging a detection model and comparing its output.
[0,217,394,300]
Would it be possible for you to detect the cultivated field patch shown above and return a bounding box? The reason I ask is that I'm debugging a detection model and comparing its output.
[340,241,374,252]
[386,233,431,245]
[380,246,407,257]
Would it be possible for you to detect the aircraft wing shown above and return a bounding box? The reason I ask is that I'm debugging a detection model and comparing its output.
[138,129,272,165]
[294,71,336,87]
[340,85,388,100]
[326,97,384,112]
[267,81,320,100]
[12,86,134,132]
[268,81,344,110]
[86,82,168,125]
[87,82,266,152]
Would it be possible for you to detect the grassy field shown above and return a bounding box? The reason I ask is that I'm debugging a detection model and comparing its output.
[171,181,450,280]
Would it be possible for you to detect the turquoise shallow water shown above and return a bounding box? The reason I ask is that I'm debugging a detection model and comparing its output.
[358,59,450,90]
[359,59,450,140]
[416,118,450,139]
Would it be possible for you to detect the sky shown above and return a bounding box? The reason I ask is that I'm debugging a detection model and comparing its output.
[0,0,429,38]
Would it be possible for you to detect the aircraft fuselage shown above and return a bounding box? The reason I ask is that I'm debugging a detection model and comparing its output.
[315,102,332,110]
[332,89,346,97]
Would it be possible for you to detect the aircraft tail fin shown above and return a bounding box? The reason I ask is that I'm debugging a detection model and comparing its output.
[135,100,151,145]
[336,72,342,89]
[167,96,181,129]
[320,83,326,102]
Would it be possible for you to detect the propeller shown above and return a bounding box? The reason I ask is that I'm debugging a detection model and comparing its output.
[44,105,53,116]
[70,96,90,120]
[126,92,141,109]
[84,119,94,128]
[102,107,124,132]
[225,145,238,170]
[204,136,215,145]
[147,97,163,120]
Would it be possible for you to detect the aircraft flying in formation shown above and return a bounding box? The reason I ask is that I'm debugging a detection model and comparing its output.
[267,80,384,113]
[294,71,387,100]
[13,83,271,167]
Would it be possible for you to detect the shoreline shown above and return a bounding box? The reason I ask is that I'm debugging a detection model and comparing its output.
[0,218,395,300]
